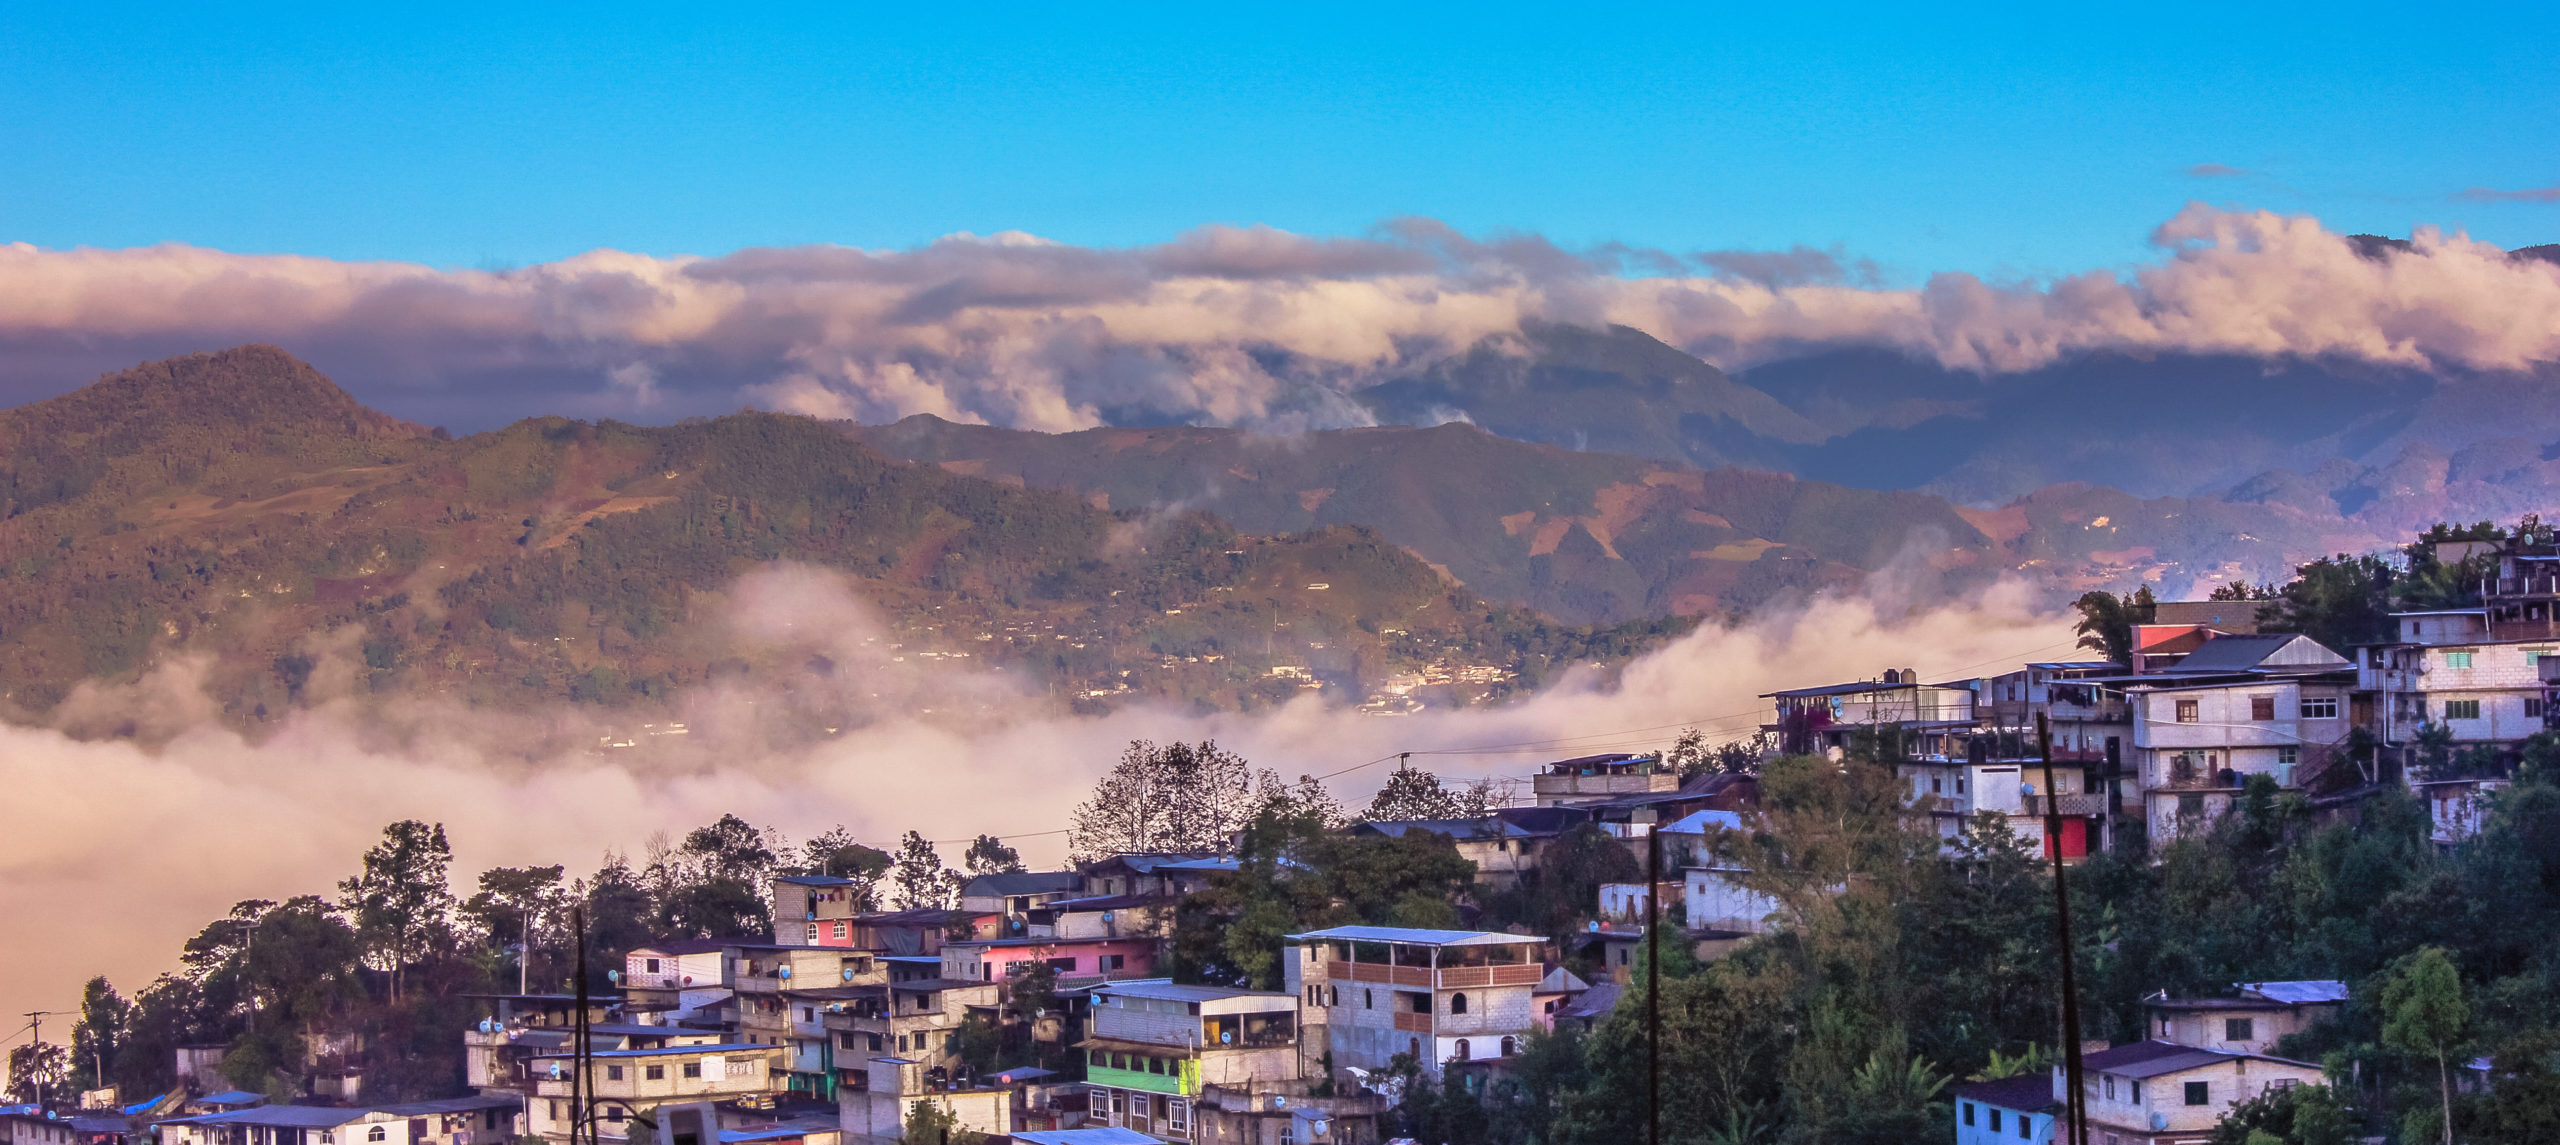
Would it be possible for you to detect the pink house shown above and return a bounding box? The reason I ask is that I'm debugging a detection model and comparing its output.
[937,936,1157,982]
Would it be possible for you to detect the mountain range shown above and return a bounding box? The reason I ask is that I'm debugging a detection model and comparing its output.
[3,335,2554,730]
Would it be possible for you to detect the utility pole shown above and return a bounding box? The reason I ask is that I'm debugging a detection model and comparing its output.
[2037,713,2089,1145]
[521,909,533,996]
[21,1011,65,1109]
[571,905,590,1145]
[1645,822,1661,1145]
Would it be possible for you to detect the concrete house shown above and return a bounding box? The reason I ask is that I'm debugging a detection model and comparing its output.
[1281,927,1545,1082]
[1077,982,1297,1142]
[2358,609,2554,766]
[2069,1041,2326,1145]
[1952,1074,2057,1145]
[524,1043,780,1145]
[2143,980,2347,1057]
[2123,634,2357,845]
[960,872,1085,936]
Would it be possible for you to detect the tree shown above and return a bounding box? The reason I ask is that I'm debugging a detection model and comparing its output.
[799,827,891,909]
[962,835,1025,876]
[1067,740,1267,860]
[653,815,779,938]
[2258,555,2396,651]
[6,1041,67,1104]
[69,976,130,1093]
[582,855,660,979]
[337,820,455,1001]
[1668,728,1711,779]
[903,1099,983,1145]
[2380,946,2469,1145]
[460,865,569,991]
[2073,585,2157,666]
[893,831,963,909]
[1360,759,1495,822]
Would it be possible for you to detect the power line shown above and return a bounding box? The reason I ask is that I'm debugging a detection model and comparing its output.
[942,630,2083,846]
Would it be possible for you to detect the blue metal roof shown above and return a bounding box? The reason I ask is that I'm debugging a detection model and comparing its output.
[1011,1129,1166,1145]
[2241,979,2350,1005]
[1286,925,1545,946]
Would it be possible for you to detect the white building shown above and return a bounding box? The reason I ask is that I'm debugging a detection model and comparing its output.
[2125,634,2357,846]
[1281,926,1545,1083]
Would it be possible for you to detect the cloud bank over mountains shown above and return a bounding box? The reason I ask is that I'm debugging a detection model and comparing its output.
[2,204,2555,432]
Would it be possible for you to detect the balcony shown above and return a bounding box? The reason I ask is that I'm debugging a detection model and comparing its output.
[1323,961,1538,990]
[1391,1012,1433,1034]
[2021,793,2109,817]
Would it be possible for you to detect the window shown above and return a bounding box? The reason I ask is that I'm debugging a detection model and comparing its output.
[1147,1057,1165,1075]
[607,1065,624,1080]
[2300,696,2338,719]
[1048,957,1077,972]
[1453,1039,1470,1061]
[2251,695,2276,721]
[1364,989,1374,1009]
[645,958,661,973]
[606,1109,624,1124]
[2278,745,2299,767]
[2019,1115,2031,1140]
[2132,1080,2142,1105]
[1102,954,1126,971]
[2445,651,2475,669]
[1450,993,1468,1015]
[2185,1081,2210,1106]
[645,1065,665,1081]
[1164,1099,1188,1134]
[1963,1103,1975,1127]
[682,1062,702,1079]
[2103,1076,2115,1099]
[1406,992,1430,1014]
[1931,777,1943,794]
[2531,698,2547,720]
[2226,1018,2254,1041]
[2176,700,2199,723]
[368,1130,387,1143]
[1501,1036,1516,1056]
[831,921,847,939]
[2448,699,2482,720]
[1990,1108,2003,1132]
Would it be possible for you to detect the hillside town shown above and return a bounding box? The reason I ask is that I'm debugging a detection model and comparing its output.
[14,526,2560,1145]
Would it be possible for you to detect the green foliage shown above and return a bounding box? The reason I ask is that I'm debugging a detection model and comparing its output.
[902,1099,982,1145]
[2072,584,2156,665]
[2257,554,2397,650]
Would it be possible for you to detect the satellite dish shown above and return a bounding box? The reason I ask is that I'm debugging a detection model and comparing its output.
[1271,1097,1286,1108]
[778,966,793,979]
[842,968,855,982]
[608,970,622,984]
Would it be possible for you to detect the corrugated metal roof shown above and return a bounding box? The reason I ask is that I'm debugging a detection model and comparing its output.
[1011,1128,1165,1145]
[2240,979,2350,1005]
[1094,981,1288,1003]
[1286,924,1545,946]
[1660,809,1744,834]
[1953,1074,2060,1113]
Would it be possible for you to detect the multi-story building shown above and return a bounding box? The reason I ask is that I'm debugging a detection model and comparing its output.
[2357,609,2552,768]
[1762,670,1976,756]
[1528,753,1674,806]
[2124,634,2358,845]
[2065,1041,2326,1145]
[959,872,1085,937]
[939,936,1154,982]
[619,941,733,1027]
[1077,981,1299,1142]
[1281,926,1546,1082]
[769,876,870,948]
[523,1042,781,1145]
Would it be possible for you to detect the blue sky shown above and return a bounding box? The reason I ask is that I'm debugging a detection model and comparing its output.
[2,2,2553,280]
